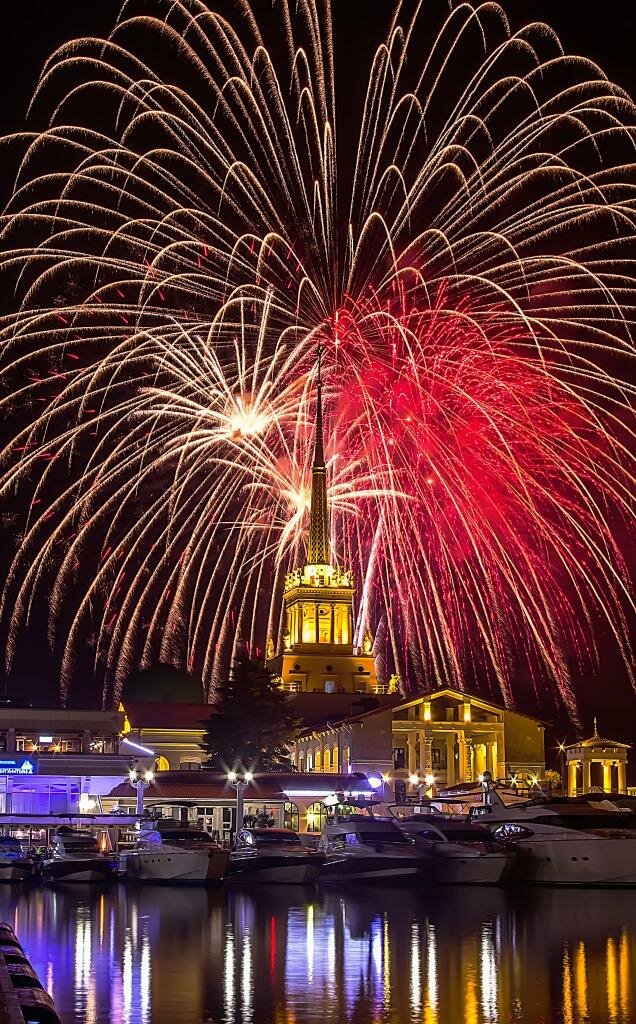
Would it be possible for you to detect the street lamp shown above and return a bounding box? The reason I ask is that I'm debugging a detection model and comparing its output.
[227,770,253,831]
[558,742,567,795]
[129,767,154,815]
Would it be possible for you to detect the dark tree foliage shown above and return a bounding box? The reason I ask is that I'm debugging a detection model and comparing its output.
[201,653,301,772]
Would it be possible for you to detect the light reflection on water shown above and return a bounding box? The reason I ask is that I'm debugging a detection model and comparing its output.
[0,884,633,1024]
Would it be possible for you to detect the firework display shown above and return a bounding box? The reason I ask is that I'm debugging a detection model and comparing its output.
[0,0,634,711]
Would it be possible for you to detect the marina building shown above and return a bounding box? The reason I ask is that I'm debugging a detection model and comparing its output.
[292,688,547,792]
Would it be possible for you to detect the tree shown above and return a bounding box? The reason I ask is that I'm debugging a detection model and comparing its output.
[201,652,301,772]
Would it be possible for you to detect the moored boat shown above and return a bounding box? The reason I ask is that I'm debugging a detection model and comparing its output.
[470,784,636,886]
[226,828,323,884]
[0,836,37,882]
[318,816,427,883]
[120,820,229,883]
[41,828,114,883]
[397,815,512,884]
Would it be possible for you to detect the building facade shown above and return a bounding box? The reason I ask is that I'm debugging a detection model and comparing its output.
[120,701,209,771]
[0,706,132,816]
[106,771,375,837]
[293,688,546,790]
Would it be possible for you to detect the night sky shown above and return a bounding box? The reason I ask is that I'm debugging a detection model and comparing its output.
[0,1,634,756]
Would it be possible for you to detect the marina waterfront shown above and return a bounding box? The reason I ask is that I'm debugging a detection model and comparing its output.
[0,884,633,1024]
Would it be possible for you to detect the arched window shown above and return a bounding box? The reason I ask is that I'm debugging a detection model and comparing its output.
[284,802,299,832]
[155,755,170,772]
[315,749,322,771]
[323,748,331,772]
[332,746,339,772]
[305,802,328,833]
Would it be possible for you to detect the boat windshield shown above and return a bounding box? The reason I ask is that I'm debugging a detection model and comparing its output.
[530,814,636,831]
[160,830,212,844]
[337,831,409,846]
[253,832,301,847]
[59,838,100,852]
[0,839,22,851]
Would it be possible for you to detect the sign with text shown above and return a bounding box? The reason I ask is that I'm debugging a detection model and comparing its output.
[0,757,38,776]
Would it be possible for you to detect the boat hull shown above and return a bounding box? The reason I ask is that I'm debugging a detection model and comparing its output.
[226,854,322,885]
[508,837,636,887]
[42,859,114,883]
[122,848,229,883]
[422,852,510,886]
[0,861,35,883]
[320,854,424,884]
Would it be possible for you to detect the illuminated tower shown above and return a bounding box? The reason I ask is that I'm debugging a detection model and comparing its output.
[267,349,378,695]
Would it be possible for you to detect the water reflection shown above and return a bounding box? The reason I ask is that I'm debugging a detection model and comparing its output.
[0,884,632,1024]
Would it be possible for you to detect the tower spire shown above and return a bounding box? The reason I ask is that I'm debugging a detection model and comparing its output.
[307,345,330,565]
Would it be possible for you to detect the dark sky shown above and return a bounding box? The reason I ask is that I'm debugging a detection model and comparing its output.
[0,1,634,136]
[0,1,634,746]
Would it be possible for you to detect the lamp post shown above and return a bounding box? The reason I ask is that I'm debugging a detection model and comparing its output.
[558,743,567,795]
[129,767,154,816]
[227,770,253,832]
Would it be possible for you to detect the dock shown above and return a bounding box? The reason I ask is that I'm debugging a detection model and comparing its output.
[0,924,61,1023]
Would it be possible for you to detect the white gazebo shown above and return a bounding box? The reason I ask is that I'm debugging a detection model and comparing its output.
[565,718,630,796]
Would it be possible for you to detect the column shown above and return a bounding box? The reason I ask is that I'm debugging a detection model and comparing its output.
[485,741,496,779]
[602,762,612,793]
[6,729,16,754]
[330,605,334,644]
[568,761,578,797]
[582,758,591,793]
[423,730,433,776]
[82,730,92,754]
[407,734,417,776]
[445,735,456,786]
[618,761,627,794]
[457,733,469,782]
[475,744,487,778]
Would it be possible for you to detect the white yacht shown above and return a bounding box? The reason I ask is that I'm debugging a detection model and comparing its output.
[318,816,427,883]
[396,816,512,885]
[42,828,114,883]
[0,837,37,882]
[120,820,229,883]
[226,828,323,884]
[470,787,636,886]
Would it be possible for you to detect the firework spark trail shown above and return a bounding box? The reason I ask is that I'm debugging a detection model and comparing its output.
[0,0,634,714]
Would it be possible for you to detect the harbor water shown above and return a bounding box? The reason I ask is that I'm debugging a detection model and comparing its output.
[0,883,633,1024]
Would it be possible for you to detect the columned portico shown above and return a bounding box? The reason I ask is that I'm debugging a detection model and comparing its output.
[293,688,546,791]
[565,719,630,796]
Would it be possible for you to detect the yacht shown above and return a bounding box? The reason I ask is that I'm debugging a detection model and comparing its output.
[120,820,229,883]
[318,816,427,883]
[396,815,512,885]
[226,828,323,884]
[0,836,37,882]
[470,787,636,886]
[41,828,114,883]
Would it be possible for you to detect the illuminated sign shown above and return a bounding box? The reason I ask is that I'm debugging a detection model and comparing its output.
[0,757,37,776]
[38,735,54,744]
